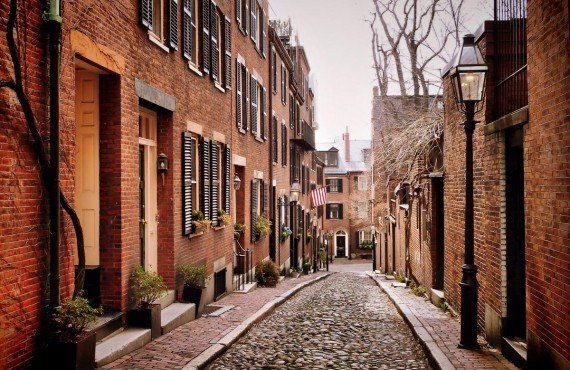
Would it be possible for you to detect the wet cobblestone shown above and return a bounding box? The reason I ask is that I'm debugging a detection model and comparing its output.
[209,273,431,369]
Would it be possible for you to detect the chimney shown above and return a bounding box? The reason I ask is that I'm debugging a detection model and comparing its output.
[343,126,350,162]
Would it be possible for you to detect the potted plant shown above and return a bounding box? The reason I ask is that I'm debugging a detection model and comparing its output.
[360,241,374,249]
[295,232,302,240]
[234,222,246,240]
[253,215,271,242]
[128,266,167,339]
[254,260,280,287]
[218,209,231,225]
[289,267,301,278]
[192,210,211,233]
[302,258,311,275]
[48,294,102,370]
[280,224,292,241]
[306,233,313,243]
[177,265,210,310]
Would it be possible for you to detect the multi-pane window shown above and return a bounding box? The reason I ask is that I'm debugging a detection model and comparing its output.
[151,0,164,42]
[327,178,342,193]
[182,0,199,66]
[329,204,340,219]
[324,151,338,167]
[271,47,277,93]
[360,230,372,242]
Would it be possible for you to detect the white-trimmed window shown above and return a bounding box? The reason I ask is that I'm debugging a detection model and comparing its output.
[151,0,164,42]
[329,204,340,219]
[360,230,372,243]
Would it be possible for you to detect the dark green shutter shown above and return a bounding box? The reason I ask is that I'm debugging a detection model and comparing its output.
[224,145,231,214]
[339,204,344,219]
[169,0,179,50]
[141,0,153,30]
[261,87,267,140]
[236,61,243,129]
[251,180,258,242]
[281,124,287,166]
[210,2,219,81]
[338,179,343,193]
[182,132,194,235]
[263,180,269,217]
[250,76,257,135]
[224,16,232,90]
[326,204,331,219]
[182,0,193,60]
[201,138,211,220]
[201,0,210,74]
[235,0,242,26]
[210,141,219,225]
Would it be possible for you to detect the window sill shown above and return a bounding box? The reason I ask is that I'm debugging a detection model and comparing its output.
[238,128,247,135]
[212,225,227,231]
[254,136,264,143]
[188,62,203,76]
[148,32,170,53]
[188,231,204,239]
[214,83,226,93]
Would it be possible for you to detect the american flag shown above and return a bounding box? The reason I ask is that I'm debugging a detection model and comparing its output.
[311,186,327,208]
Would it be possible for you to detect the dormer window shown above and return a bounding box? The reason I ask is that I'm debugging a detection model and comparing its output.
[324,151,338,167]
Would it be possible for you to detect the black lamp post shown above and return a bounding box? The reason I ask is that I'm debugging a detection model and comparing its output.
[449,34,488,349]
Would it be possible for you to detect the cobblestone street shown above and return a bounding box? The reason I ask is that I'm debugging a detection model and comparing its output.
[209,268,430,369]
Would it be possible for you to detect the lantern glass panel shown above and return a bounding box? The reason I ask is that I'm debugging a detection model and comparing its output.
[459,71,485,102]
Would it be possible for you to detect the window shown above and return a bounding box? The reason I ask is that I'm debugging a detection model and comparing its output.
[281,65,287,105]
[356,176,368,191]
[327,203,342,220]
[271,47,277,93]
[250,0,258,43]
[151,0,164,42]
[210,141,221,225]
[211,7,222,84]
[324,151,338,167]
[281,123,287,166]
[182,132,200,235]
[326,178,342,193]
[182,0,199,65]
[360,230,372,243]
[236,61,248,131]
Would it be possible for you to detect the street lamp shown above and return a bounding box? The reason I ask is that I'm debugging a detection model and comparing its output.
[449,34,488,349]
[290,180,301,203]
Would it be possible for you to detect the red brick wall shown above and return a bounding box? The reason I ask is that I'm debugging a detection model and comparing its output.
[525,1,569,366]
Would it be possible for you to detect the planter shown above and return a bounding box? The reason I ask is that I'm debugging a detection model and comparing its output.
[47,332,96,370]
[302,265,311,275]
[128,304,161,339]
[182,285,204,310]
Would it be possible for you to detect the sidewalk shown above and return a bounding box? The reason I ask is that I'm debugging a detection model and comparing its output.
[368,272,518,370]
[102,272,330,369]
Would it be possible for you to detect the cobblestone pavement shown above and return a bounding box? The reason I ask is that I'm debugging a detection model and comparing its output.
[209,273,431,369]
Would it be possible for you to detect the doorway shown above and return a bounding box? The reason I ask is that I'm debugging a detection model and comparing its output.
[335,231,348,258]
[138,107,158,272]
[505,127,526,340]
[432,177,445,290]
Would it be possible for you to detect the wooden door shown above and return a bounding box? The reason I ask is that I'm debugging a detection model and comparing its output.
[75,70,100,266]
[139,108,158,272]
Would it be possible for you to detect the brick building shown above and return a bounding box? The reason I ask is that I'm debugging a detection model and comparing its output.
[0,1,321,367]
[317,129,374,260]
[371,1,569,368]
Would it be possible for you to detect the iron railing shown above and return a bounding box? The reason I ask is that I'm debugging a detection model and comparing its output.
[493,0,527,120]
[233,239,253,291]
[291,120,315,150]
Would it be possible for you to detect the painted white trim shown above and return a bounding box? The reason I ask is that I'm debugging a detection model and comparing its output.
[334,231,349,258]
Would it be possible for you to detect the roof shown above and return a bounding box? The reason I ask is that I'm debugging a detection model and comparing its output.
[316,135,371,175]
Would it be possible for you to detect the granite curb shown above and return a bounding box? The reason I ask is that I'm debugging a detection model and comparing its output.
[182,272,333,370]
[367,272,456,370]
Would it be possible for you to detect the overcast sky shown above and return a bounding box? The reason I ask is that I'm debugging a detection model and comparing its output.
[269,0,492,144]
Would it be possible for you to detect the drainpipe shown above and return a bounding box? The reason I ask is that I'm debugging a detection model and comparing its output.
[46,0,62,310]
[268,39,275,268]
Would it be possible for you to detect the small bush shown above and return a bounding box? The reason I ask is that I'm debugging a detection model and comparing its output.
[131,266,168,308]
[410,282,427,296]
[177,265,209,288]
[52,294,103,342]
[255,260,280,287]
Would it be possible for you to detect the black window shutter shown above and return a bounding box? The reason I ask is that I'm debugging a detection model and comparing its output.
[245,70,251,132]
[224,145,231,214]
[339,204,344,219]
[281,124,287,166]
[325,178,331,192]
[251,180,258,242]
[201,138,211,220]
[141,0,153,30]
[224,17,232,90]
[250,76,257,135]
[263,181,269,217]
[249,0,255,38]
[261,87,267,140]
[235,0,241,26]
[272,117,278,163]
[169,0,179,50]
[236,61,242,128]
[182,0,193,60]
[210,2,219,81]
[182,132,194,235]
[326,204,331,219]
[260,10,267,58]
[355,232,360,247]
[338,179,343,193]
[244,0,249,35]
[201,0,210,74]
[210,141,219,225]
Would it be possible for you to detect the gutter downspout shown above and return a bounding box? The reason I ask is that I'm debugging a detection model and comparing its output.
[46,0,62,310]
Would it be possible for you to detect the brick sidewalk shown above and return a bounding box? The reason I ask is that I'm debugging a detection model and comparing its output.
[369,273,518,370]
[102,272,328,369]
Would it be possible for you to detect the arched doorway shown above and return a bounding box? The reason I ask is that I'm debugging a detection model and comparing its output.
[335,230,349,258]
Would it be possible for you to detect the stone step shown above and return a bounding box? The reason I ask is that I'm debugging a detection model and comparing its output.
[95,328,151,367]
[154,289,176,310]
[87,311,124,342]
[161,302,196,335]
[234,282,257,294]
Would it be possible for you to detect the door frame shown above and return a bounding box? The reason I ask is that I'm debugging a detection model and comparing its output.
[334,230,349,258]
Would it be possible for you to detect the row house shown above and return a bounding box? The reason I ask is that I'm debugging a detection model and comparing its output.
[317,129,374,260]
[372,1,569,368]
[0,0,322,368]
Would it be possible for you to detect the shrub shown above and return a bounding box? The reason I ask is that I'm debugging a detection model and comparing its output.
[131,266,168,308]
[411,282,427,297]
[359,241,374,249]
[255,260,280,287]
[177,265,209,288]
[52,294,103,342]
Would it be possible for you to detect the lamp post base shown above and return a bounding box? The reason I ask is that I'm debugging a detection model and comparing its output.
[459,263,479,349]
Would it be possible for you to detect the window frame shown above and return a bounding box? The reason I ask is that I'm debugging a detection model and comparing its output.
[329,204,340,220]
[150,0,165,42]
[190,135,200,215]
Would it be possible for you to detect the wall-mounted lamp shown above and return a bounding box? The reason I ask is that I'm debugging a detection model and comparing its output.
[290,180,301,203]
[233,174,242,190]
[158,153,168,186]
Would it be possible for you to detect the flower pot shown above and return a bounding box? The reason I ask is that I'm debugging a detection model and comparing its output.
[182,285,204,311]
[303,265,310,275]
[47,331,96,370]
[128,304,161,339]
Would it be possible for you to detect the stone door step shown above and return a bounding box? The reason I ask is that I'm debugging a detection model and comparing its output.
[202,305,235,317]
[234,282,257,294]
[95,328,151,367]
[154,289,176,310]
[161,302,196,335]
[86,311,124,342]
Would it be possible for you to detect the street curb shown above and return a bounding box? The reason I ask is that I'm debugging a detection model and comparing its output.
[367,272,456,370]
[182,272,333,370]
